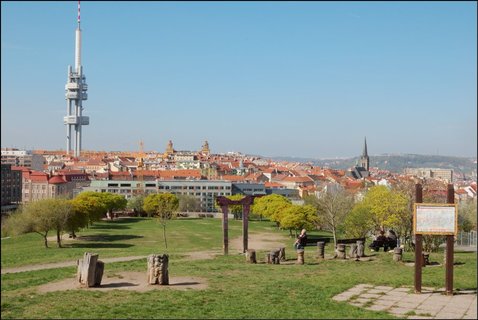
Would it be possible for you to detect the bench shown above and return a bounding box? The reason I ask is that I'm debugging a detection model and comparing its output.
[304,236,332,247]
[303,236,366,247]
[337,237,366,245]
[369,238,397,252]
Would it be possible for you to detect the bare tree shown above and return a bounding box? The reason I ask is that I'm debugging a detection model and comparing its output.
[317,188,354,247]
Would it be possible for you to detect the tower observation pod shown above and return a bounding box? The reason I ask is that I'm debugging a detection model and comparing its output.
[64,0,89,157]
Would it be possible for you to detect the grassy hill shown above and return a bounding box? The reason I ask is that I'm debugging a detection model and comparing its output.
[1,217,476,318]
[313,154,477,176]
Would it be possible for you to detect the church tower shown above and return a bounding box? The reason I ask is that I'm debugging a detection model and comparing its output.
[360,137,370,171]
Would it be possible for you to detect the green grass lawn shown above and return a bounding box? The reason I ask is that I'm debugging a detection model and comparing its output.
[1,217,476,319]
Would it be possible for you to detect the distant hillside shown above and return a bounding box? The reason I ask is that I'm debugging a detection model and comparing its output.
[259,154,477,177]
[314,154,477,176]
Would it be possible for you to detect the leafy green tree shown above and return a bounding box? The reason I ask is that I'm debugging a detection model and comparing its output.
[317,188,354,247]
[343,202,375,238]
[392,179,417,251]
[11,199,74,248]
[99,192,127,219]
[252,194,292,227]
[177,194,201,213]
[71,192,108,226]
[280,204,319,237]
[143,193,179,249]
[361,186,408,236]
[2,207,31,238]
[127,195,146,216]
[458,199,477,232]
[50,198,75,247]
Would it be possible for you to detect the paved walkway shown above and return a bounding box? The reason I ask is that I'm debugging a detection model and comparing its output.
[333,284,477,319]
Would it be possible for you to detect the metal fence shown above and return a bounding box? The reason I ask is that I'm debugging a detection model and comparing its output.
[456,231,477,247]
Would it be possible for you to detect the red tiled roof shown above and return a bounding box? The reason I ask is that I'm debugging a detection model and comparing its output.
[29,171,49,183]
[49,175,67,184]
[265,182,286,188]
[281,176,314,183]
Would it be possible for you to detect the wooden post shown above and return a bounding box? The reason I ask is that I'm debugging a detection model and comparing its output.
[415,184,423,294]
[147,254,169,285]
[297,249,305,264]
[221,205,229,255]
[446,184,454,296]
[349,243,358,259]
[356,240,364,258]
[278,247,286,261]
[317,241,325,259]
[393,247,403,262]
[246,249,256,263]
[242,202,250,253]
[336,244,346,259]
[77,252,103,288]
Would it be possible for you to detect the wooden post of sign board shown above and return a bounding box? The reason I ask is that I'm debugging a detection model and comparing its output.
[242,197,254,254]
[221,204,229,256]
[414,184,423,294]
[446,184,454,296]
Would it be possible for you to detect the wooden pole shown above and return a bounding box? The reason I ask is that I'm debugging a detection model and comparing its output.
[221,205,229,255]
[243,203,250,253]
[414,184,423,294]
[446,184,454,295]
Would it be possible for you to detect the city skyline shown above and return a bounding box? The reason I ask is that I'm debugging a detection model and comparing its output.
[1,1,477,159]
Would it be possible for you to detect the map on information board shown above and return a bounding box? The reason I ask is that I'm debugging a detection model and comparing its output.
[413,204,457,235]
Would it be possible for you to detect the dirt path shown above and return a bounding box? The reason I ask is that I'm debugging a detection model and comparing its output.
[229,231,289,252]
[1,256,147,275]
[1,231,290,275]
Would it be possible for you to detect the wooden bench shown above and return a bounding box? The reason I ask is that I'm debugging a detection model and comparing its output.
[337,237,366,245]
[303,236,366,247]
[304,236,332,247]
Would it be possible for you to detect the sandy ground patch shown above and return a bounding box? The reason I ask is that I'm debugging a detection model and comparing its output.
[37,271,208,293]
[229,232,290,253]
[183,251,220,260]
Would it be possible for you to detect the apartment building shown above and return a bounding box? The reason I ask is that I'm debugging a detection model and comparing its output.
[82,179,232,212]
[404,168,454,182]
[1,148,45,171]
[1,164,22,213]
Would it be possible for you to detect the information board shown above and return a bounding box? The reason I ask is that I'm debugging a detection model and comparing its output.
[413,203,457,235]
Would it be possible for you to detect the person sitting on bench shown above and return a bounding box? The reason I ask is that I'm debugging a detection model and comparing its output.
[370,230,387,251]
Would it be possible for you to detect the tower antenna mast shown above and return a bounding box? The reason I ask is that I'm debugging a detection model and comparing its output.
[64,0,89,157]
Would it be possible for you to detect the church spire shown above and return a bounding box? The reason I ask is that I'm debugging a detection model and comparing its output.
[362,137,368,157]
[360,137,369,171]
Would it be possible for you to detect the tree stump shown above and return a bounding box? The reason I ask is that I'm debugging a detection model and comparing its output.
[77,252,104,288]
[393,247,403,262]
[265,253,272,264]
[349,243,358,259]
[296,249,305,265]
[336,244,346,259]
[270,250,280,264]
[246,249,257,264]
[278,247,286,261]
[356,240,365,258]
[147,254,169,285]
[317,241,325,259]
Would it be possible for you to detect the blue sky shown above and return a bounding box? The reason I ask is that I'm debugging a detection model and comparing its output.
[1,1,476,159]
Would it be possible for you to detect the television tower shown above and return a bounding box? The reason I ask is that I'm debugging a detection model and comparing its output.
[64,0,89,157]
